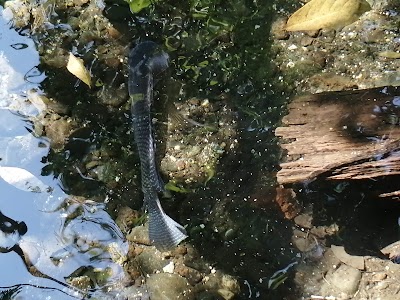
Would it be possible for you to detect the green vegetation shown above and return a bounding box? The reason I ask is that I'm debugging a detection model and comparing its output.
[125,0,285,126]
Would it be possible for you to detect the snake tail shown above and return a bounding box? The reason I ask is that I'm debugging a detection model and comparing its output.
[129,41,188,250]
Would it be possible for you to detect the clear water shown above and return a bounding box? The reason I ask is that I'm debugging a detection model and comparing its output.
[0,7,128,299]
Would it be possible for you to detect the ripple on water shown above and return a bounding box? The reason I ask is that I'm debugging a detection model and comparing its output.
[0,6,128,300]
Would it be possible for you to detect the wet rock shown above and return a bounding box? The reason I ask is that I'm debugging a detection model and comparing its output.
[146,273,194,300]
[292,230,309,252]
[306,73,358,93]
[175,264,203,285]
[119,285,150,300]
[271,17,289,40]
[97,83,128,107]
[300,36,314,47]
[195,291,221,300]
[217,289,235,300]
[294,213,313,228]
[275,187,301,219]
[4,1,31,28]
[327,264,362,295]
[220,274,240,295]
[43,114,77,150]
[115,206,140,234]
[371,272,387,281]
[66,275,92,291]
[127,225,151,246]
[171,244,188,257]
[135,247,171,274]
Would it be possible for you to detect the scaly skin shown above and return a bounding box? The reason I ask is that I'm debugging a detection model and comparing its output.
[128,41,187,251]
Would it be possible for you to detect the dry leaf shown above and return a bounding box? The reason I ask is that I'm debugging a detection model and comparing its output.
[286,0,371,32]
[0,166,50,193]
[331,245,365,270]
[66,52,92,88]
[378,51,400,59]
[27,89,48,113]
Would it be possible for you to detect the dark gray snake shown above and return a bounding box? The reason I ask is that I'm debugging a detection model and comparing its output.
[128,41,187,251]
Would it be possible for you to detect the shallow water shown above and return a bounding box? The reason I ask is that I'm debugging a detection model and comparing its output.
[1,1,399,299]
[0,7,128,299]
[0,1,297,298]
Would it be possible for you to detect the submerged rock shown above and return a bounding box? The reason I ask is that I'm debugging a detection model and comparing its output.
[146,273,194,300]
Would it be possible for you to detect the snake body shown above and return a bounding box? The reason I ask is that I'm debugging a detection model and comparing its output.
[128,41,187,251]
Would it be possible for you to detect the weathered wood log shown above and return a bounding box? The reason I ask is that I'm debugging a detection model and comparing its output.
[275,86,400,185]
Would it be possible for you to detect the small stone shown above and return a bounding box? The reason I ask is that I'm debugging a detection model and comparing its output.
[127,225,151,246]
[294,213,313,228]
[171,244,188,257]
[115,206,140,233]
[146,273,194,300]
[66,275,92,291]
[220,274,240,294]
[45,115,77,150]
[271,17,289,40]
[371,272,387,281]
[328,264,361,295]
[300,36,314,47]
[275,187,301,219]
[217,289,235,300]
[175,264,203,285]
[135,247,170,274]
[163,261,175,273]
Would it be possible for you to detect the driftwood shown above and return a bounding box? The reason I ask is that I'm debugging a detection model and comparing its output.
[275,86,400,185]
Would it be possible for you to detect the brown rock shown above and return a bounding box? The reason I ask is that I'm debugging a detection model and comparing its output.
[45,115,77,150]
[271,17,289,40]
[275,187,301,219]
[175,264,203,285]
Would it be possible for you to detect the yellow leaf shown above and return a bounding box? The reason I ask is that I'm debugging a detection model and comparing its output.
[286,0,371,32]
[66,52,92,88]
[378,51,400,59]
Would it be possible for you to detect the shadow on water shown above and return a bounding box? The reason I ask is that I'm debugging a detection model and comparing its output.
[297,176,400,259]
[104,1,299,298]
[0,6,129,300]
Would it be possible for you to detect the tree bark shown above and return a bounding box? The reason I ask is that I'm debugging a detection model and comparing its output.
[275,86,400,185]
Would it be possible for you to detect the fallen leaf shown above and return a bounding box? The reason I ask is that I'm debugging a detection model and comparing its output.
[0,166,50,193]
[381,240,400,261]
[27,89,48,113]
[286,0,371,32]
[378,51,400,59]
[125,0,152,13]
[66,52,92,88]
[331,245,365,270]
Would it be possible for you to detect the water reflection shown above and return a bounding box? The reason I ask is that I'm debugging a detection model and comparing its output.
[0,6,128,300]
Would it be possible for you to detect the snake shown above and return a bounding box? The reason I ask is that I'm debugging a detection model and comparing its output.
[128,41,187,251]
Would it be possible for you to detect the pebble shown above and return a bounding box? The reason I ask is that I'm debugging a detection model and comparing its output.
[220,274,240,294]
[135,247,168,274]
[175,264,203,285]
[294,213,313,228]
[146,273,194,300]
[371,272,387,281]
[217,289,235,300]
[270,17,289,40]
[328,264,362,295]
[127,225,151,246]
